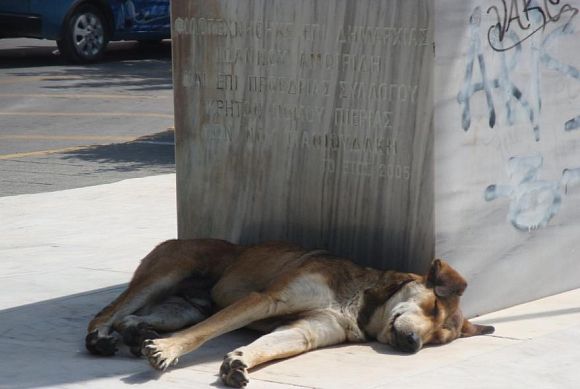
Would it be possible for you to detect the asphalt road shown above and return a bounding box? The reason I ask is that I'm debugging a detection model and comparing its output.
[0,38,175,196]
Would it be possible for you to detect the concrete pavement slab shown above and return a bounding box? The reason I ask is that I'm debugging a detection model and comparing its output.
[1,174,579,388]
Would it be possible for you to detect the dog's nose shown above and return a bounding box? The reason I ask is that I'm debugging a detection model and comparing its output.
[396,332,421,353]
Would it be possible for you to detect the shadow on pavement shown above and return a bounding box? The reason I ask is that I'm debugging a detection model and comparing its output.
[0,284,256,388]
[61,130,175,172]
[0,45,66,67]
[12,59,172,92]
[0,41,172,71]
[1,40,172,92]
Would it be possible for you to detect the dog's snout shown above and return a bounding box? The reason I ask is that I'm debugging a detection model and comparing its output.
[406,333,420,349]
[395,332,421,353]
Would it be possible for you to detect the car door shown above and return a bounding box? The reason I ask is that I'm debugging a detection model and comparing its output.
[116,0,169,33]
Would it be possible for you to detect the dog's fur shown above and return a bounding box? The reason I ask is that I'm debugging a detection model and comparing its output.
[86,239,494,387]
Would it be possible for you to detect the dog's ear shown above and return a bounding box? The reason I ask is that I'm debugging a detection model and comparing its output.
[461,318,495,337]
[426,259,467,298]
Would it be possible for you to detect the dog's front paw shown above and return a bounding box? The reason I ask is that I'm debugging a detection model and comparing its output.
[85,330,118,356]
[220,351,249,388]
[142,339,180,371]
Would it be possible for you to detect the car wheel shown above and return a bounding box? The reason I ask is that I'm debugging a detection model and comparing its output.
[57,4,109,63]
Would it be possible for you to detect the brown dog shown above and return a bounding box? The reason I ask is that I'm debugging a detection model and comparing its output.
[86,239,494,387]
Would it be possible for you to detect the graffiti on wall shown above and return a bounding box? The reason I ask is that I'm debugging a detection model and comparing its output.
[458,1,580,231]
[458,2,580,141]
[486,0,578,52]
[484,155,580,231]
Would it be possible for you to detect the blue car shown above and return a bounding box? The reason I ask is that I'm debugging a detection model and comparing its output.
[0,0,170,62]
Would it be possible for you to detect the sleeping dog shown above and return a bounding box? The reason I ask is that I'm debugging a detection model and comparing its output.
[86,239,494,387]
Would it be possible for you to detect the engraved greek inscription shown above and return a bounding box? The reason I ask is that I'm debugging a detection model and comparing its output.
[338,81,418,103]
[182,70,206,88]
[299,52,382,73]
[392,28,401,45]
[173,17,294,39]
[419,28,429,46]
[300,52,381,73]
[202,124,233,142]
[376,138,397,155]
[290,132,397,155]
[243,127,267,143]
[216,74,238,91]
[269,104,325,123]
[207,100,263,120]
[217,48,288,66]
[214,99,241,117]
[337,26,430,46]
[248,76,330,97]
[410,85,418,103]
[312,134,324,148]
[334,108,393,129]
[303,23,325,41]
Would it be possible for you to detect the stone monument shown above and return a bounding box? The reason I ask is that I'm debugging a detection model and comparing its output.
[171,0,434,272]
[172,0,580,315]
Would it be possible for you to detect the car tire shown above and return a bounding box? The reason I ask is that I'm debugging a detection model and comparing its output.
[57,4,109,63]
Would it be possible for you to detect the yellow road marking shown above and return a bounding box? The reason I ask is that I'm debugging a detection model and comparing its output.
[0,75,83,84]
[0,135,134,142]
[0,93,171,100]
[0,112,173,118]
[0,146,88,160]
[0,128,175,160]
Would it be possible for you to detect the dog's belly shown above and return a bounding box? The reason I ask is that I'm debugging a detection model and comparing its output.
[211,270,337,312]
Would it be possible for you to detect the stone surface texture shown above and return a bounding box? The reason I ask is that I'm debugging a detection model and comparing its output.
[172,0,434,272]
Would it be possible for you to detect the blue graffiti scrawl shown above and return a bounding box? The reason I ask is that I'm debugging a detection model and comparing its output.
[485,155,580,231]
[457,1,580,231]
[458,1,580,141]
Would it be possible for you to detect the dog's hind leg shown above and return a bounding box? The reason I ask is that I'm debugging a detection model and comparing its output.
[85,239,239,356]
[220,310,347,388]
[117,289,213,356]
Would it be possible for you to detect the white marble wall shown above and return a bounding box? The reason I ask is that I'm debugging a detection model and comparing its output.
[435,0,580,316]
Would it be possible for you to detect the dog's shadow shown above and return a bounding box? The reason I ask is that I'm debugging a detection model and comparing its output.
[121,329,261,386]
[0,284,421,388]
[122,340,410,387]
[0,284,259,388]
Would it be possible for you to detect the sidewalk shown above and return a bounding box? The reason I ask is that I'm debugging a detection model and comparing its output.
[1,174,579,388]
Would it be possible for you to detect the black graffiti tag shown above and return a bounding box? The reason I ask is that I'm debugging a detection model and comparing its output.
[487,0,578,52]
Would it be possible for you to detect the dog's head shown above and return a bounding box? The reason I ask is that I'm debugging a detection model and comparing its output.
[372,259,494,353]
